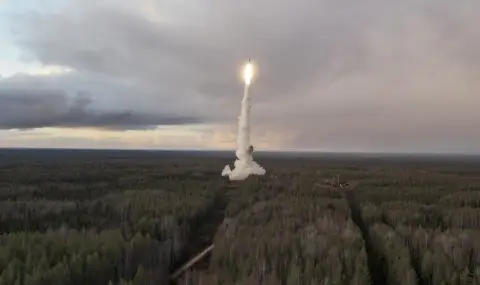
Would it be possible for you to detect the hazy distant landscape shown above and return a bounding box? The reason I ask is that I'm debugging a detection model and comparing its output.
[0,149,479,285]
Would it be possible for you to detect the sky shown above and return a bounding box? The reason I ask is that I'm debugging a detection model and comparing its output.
[0,0,479,153]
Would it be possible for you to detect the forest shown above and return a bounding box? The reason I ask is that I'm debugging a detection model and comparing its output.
[0,149,479,285]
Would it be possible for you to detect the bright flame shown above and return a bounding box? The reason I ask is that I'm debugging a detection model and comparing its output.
[243,62,254,85]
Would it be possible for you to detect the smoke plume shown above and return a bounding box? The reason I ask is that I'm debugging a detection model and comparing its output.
[222,69,266,181]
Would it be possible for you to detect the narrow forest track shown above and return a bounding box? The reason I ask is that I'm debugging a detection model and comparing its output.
[170,244,214,280]
[169,186,229,282]
[344,190,388,285]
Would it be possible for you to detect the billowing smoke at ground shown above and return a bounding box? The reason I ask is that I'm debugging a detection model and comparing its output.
[222,69,266,181]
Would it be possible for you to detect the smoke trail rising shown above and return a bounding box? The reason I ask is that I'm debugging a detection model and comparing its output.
[236,83,251,160]
[222,62,266,180]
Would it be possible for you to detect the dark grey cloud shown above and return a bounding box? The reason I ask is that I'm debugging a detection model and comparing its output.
[0,87,202,130]
[3,0,480,152]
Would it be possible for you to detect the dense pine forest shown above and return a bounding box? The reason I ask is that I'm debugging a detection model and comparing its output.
[0,149,479,285]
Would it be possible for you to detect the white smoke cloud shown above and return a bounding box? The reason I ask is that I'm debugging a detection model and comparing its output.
[222,64,266,181]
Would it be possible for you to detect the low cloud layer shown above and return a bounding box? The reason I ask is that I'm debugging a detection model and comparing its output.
[2,0,480,152]
[0,86,202,130]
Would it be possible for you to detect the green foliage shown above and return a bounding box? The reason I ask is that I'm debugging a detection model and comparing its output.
[0,150,480,284]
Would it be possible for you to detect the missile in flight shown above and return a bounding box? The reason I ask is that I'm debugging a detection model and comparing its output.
[244,59,254,86]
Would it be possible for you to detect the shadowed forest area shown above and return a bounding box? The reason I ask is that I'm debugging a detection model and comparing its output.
[0,149,479,285]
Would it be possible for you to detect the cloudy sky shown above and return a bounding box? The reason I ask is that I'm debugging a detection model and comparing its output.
[0,0,479,153]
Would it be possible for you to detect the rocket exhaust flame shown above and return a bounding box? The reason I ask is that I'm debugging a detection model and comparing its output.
[243,62,253,85]
[222,60,266,181]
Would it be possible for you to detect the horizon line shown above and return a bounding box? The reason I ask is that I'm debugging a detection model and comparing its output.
[0,147,479,156]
